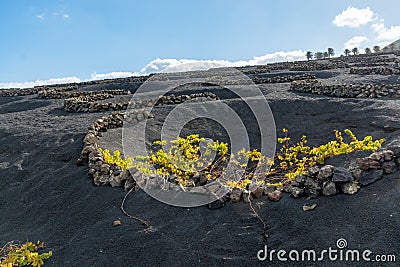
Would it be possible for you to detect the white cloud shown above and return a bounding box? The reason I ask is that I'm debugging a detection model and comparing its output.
[334,6,400,50]
[372,21,400,42]
[0,50,307,89]
[0,77,81,89]
[35,9,70,20]
[333,6,375,28]
[140,58,232,74]
[343,36,368,49]
[249,50,306,65]
[140,50,306,74]
[90,71,142,80]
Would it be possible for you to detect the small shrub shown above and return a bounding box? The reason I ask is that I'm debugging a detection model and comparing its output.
[0,241,52,267]
[100,129,384,189]
[272,129,384,180]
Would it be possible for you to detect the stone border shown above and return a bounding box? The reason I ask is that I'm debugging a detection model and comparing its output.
[76,111,151,191]
[349,67,398,75]
[72,84,400,204]
[0,84,81,97]
[65,92,219,113]
[284,148,400,198]
[289,62,348,71]
[337,54,398,64]
[291,80,400,98]
[78,113,400,202]
[76,93,220,190]
[0,87,40,97]
[252,74,316,84]
[38,88,130,99]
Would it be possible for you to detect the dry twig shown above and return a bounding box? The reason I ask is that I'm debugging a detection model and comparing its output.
[120,187,153,233]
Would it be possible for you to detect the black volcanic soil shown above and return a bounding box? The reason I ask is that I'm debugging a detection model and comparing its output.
[1,70,400,267]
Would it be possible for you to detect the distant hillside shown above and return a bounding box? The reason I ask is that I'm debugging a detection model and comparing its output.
[383,39,400,51]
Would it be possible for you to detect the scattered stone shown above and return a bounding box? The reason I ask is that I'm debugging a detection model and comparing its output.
[291,187,304,198]
[207,199,225,210]
[263,185,276,195]
[304,177,320,197]
[382,150,394,161]
[249,185,264,198]
[206,183,221,194]
[267,190,283,201]
[283,184,294,193]
[341,182,359,195]
[350,167,363,181]
[193,173,208,186]
[302,204,317,211]
[120,170,131,182]
[381,161,396,174]
[359,169,384,186]
[243,190,253,203]
[304,177,319,188]
[356,157,381,170]
[124,176,136,191]
[110,174,122,187]
[368,151,384,162]
[113,220,122,227]
[304,188,320,198]
[317,165,334,181]
[322,181,338,196]
[230,188,242,203]
[290,180,302,187]
[221,193,231,202]
[307,166,320,176]
[188,186,208,194]
[136,113,144,122]
[332,167,353,183]
[294,174,307,185]
[100,164,110,174]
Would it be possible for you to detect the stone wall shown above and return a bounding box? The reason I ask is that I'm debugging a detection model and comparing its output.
[349,67,398,75]
[283,148,400,199]
[289,62,348,71]
[64,92,219,113]
[76,92,219,189]
[74,86,400,203]
[253,74,316,84]
[337,54,398,64]
[76,111,151,190]
[38,88,130,99]
[64,94,126,113]
[0,87,39,97]
[0,84,78,97]
[78,110,400,201]
[291,80,400,98]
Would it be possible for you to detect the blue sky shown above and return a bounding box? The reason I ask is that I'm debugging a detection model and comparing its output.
[0,0,399,88]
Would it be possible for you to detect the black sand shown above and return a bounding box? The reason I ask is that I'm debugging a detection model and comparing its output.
[0,77,399,266]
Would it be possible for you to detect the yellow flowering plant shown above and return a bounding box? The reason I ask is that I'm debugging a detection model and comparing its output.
[99,129,384,190]
[272,129,384,181]
[0,241,52,267]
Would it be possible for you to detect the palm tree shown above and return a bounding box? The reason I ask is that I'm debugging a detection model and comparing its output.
[365,47,372,55]
[314,52,324,60]
[306,51,313,61]
[373,45,380,53]
[323,52,329,59]
[344,49,351,56]
[327,48,335,58]
[352,47,359,55]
